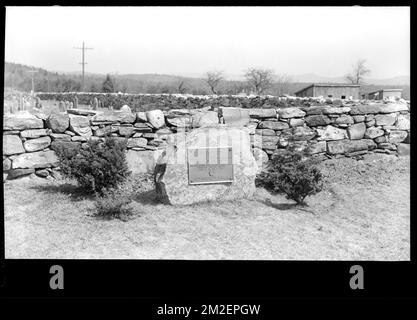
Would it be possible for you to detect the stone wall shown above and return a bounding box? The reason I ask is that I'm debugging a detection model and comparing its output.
[3,97,410,181]
[35,92,347,111]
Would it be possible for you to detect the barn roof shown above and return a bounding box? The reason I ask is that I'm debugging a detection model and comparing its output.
[294,83,360,94]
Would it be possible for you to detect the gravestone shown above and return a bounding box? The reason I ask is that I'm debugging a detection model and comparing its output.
[92,97,98,110]
[155,125,258,205]
[35,97,42,109]
[73,96,78,109]
[58,101,66,112]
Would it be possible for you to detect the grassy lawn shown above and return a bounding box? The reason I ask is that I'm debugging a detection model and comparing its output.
[4,154,409,260]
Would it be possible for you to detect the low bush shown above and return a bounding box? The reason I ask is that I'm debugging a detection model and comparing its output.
[94,187,133,220]
[94,174,154,220]
[256,147,323,205]
[54,137,131,194]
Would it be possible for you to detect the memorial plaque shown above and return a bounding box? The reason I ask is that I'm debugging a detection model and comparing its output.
[187,147,234,184]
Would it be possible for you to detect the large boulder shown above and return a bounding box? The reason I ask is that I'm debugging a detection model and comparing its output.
[3,135,25,155]
[69,114,92,138]
[11,150,59,169]
[155,126,258,205]
[219,107,250,126]
[4,112,44,131]
[23,136,51,152]
[126,149,165,174]
[47,113,70,133]
[146,110,165,129]
[20,129,49,139]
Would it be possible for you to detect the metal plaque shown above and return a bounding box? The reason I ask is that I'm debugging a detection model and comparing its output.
[187,147,234,185]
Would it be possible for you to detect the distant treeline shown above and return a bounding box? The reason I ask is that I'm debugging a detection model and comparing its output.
[4,62,410,99]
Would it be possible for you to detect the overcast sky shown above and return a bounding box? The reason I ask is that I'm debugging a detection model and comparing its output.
[5,6,410,79]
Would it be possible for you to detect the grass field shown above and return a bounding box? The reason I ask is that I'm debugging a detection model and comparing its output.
[4,154,410,260]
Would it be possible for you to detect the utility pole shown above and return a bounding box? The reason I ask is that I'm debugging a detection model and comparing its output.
[73,41,94,91]
[26,68,37,96]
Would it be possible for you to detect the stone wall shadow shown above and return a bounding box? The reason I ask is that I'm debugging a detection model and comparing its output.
[29,182,95,202]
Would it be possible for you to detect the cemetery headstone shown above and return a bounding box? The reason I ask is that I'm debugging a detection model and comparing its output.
[92,97,98,110]
[58,101,65,112]
[35,97,42,109]
[74,96,78,109]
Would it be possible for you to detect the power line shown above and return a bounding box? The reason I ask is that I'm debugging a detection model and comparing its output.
[73,41,94,91]
[26,68,37,95]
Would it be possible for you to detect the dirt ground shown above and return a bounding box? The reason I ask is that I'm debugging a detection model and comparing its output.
[4,153,410,260]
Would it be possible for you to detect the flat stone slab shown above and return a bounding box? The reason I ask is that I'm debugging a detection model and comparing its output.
[4,112,44,131]
[11,150,59,169]
[155,125,258,205]
[67,108,98,116]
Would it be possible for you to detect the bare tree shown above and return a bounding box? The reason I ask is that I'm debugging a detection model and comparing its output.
[205,71,224,94]
[345,59,371,85]
[244,68,275,95]
[275,73,293,96]
[177,79,187,94]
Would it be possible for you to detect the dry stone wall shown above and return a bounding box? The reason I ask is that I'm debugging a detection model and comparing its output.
[3,96,411,181]
[36,92,349,111]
